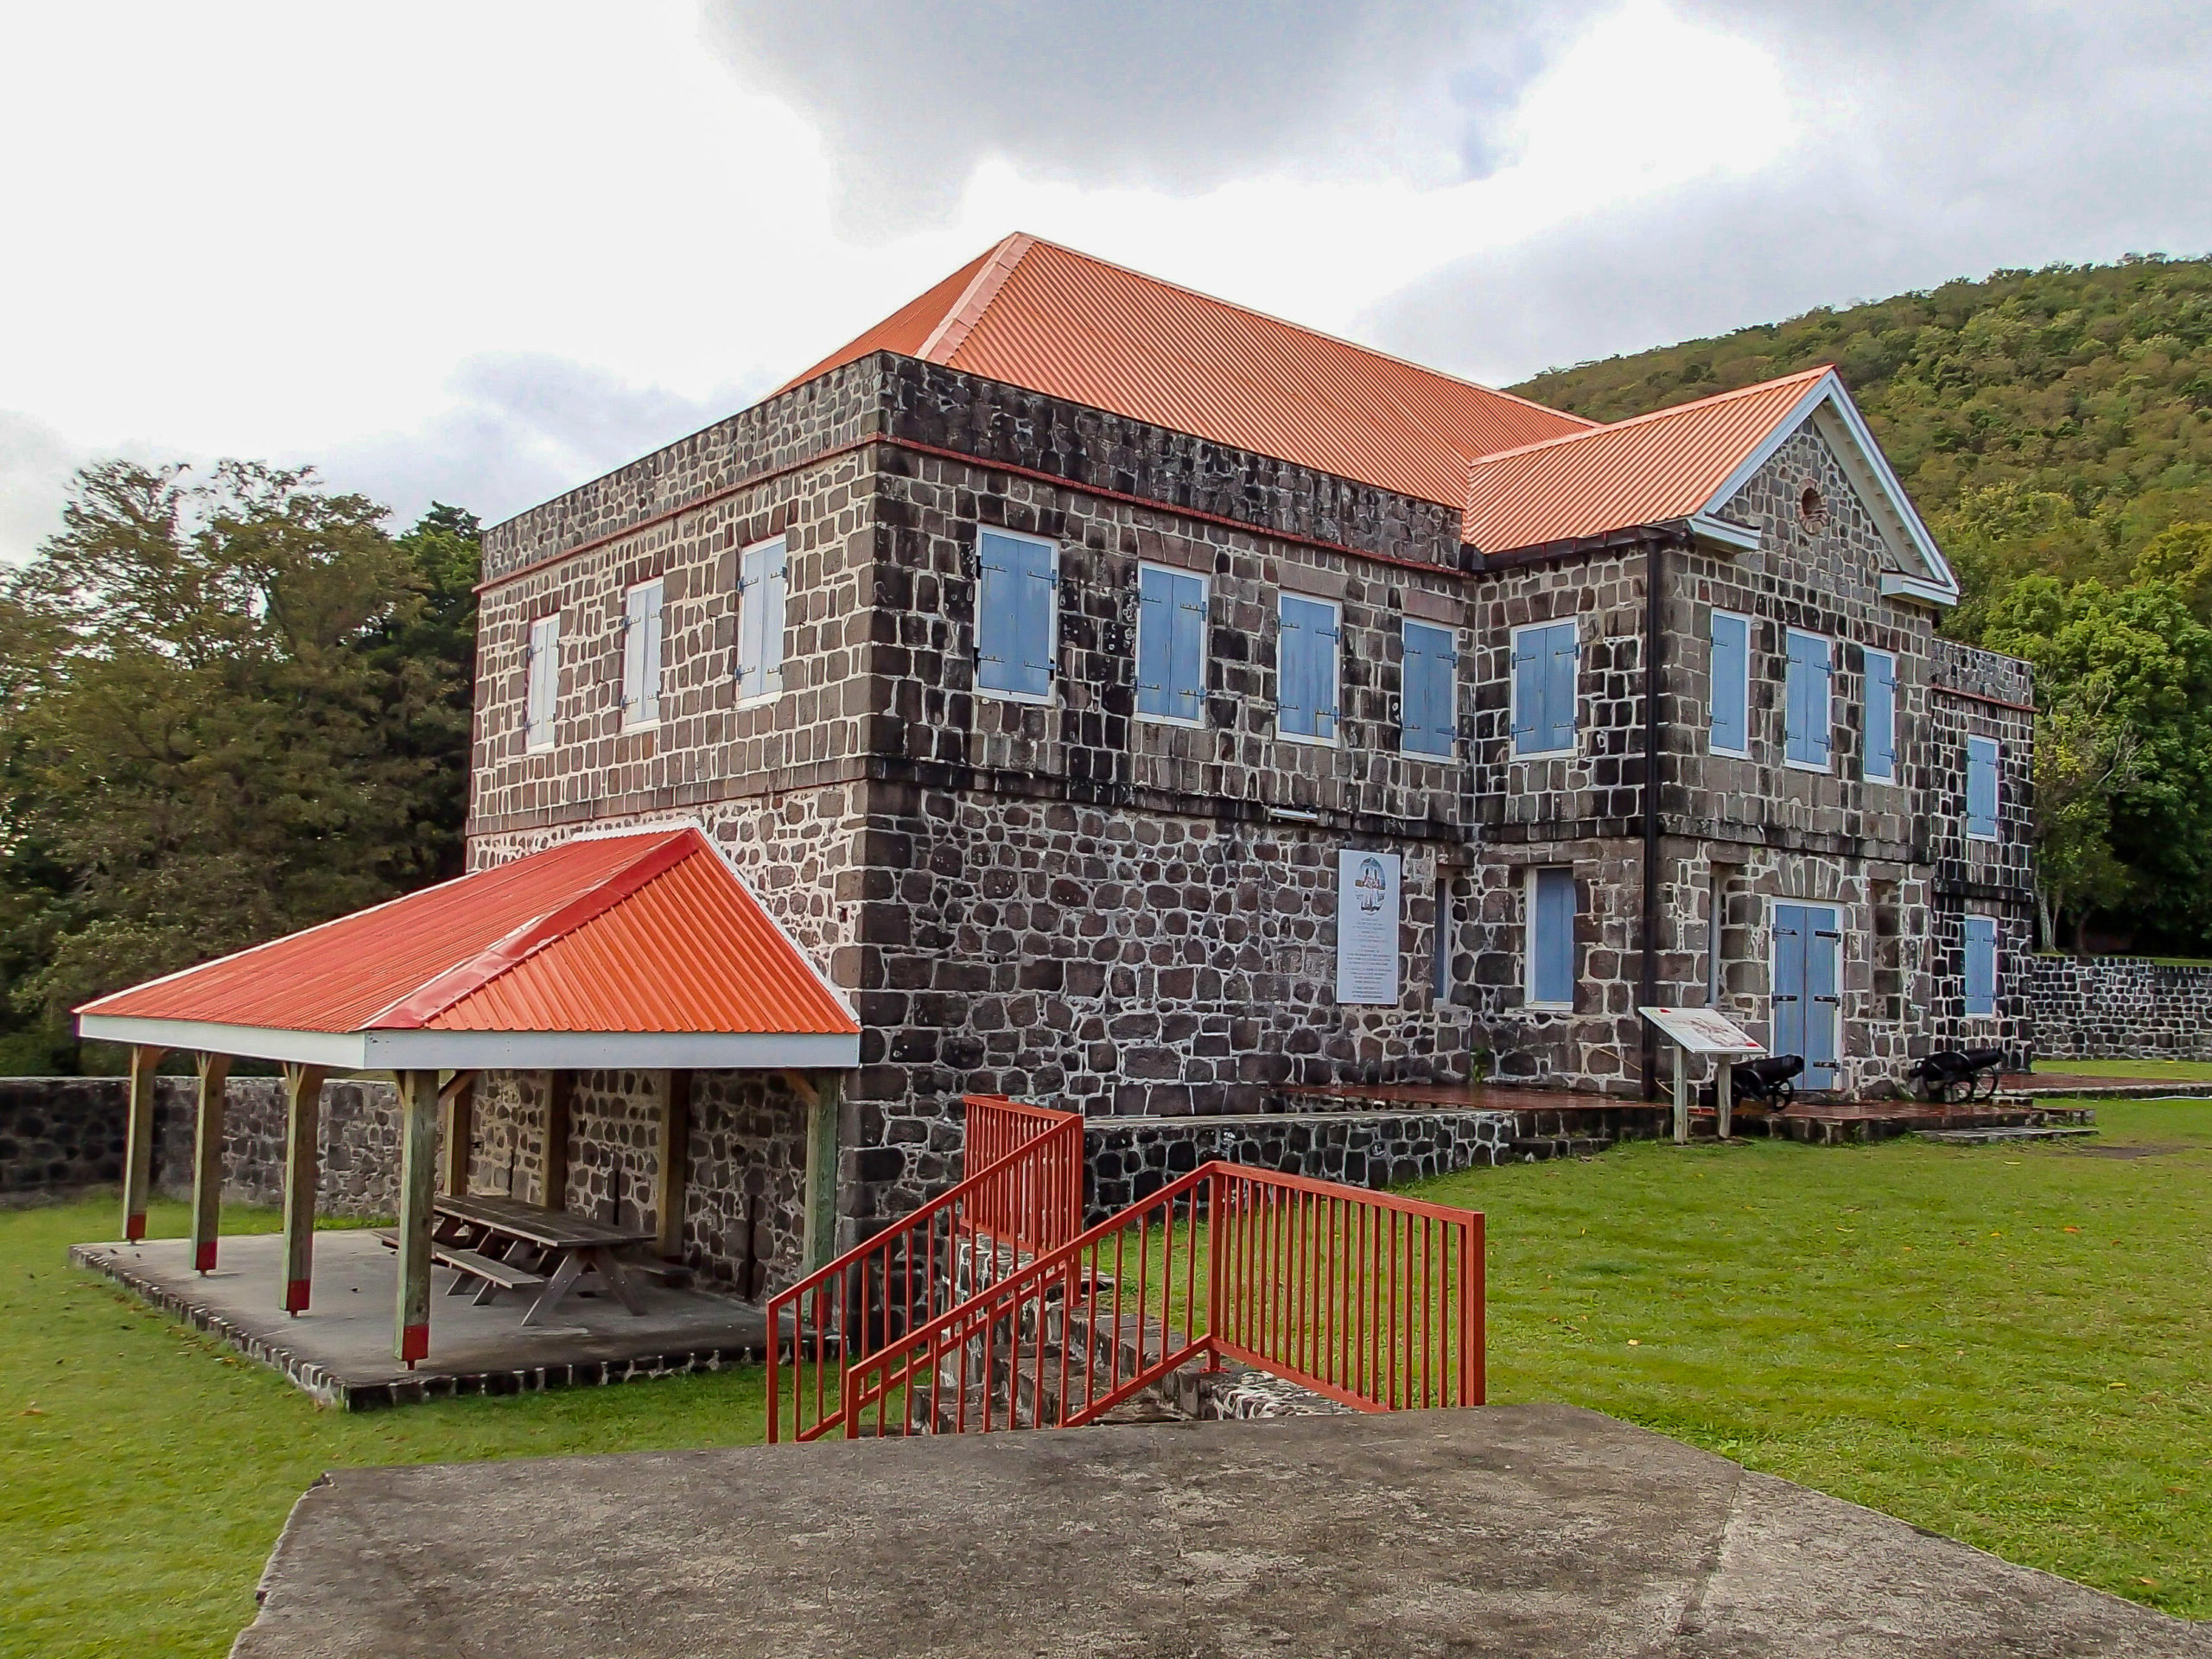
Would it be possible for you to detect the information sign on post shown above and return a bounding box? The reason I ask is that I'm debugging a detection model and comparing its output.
[1638,1006,1764,1144]
[1335,850,1402,1006]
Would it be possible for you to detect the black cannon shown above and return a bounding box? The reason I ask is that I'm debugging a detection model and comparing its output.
[1700,1053,1804,1113]
[1911,1046,2006,1103]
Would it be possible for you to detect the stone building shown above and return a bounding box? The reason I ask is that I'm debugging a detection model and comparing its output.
[455,232,2034,1273]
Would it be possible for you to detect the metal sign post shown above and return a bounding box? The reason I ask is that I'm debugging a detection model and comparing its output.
[1638,1007,1765,1144]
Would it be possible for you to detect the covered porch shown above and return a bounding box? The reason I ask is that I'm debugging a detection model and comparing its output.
[73,826,859,1388]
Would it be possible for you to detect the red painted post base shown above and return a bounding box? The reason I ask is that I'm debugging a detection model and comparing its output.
[400,1323,429,1366]
[124,1214,146,1243]
[194,1241,218,1274]
[285,1278,311,1314]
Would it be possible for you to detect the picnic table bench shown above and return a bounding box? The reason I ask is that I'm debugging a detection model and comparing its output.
[381,1194,657,1327]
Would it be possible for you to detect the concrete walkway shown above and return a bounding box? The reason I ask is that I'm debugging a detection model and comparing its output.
[230,1405,2209,1657]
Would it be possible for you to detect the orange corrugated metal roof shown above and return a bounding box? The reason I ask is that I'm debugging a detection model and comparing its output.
[77,829,856,1038]
[782,233,1593,506]
[1462,367,1834,556]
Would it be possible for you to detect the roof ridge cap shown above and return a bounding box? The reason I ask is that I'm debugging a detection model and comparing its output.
[1466,365,1839,481]
[918,232,1035,365]
[364,830,702,1031]
[1014,235,1597,432]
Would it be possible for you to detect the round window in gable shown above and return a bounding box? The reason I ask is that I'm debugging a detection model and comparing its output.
[1799,486,1827,524]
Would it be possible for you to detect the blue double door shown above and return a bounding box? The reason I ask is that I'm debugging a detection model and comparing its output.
[1772,904,1841,1090]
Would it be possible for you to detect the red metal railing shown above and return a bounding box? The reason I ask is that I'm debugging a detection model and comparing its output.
[839,1162,1484,1438]
[1210,1165,1484,1413]
[766,1095,1082,1443]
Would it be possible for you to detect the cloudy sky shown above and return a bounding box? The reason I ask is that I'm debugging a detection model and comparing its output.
[2,0,2207,559]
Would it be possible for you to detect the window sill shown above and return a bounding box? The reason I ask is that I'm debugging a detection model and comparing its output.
[524,741,556,755]
[734,691,782,711]
[1524,999,1574,1013]
[976,686,1056,709]
[1136,710,1206,731]
[1278,729,1340,748]
[1782,756,1832,774]
[1965,831,1999,844]
[620,719,662,735]
[1400,743,1457,760]
[1708,744,1751,760]
[1511,747,1576,762]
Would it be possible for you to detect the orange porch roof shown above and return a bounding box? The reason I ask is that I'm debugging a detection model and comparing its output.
[75,828,859,1071]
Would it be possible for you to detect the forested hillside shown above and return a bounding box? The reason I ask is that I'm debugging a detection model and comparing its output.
[1516,257,2212,956]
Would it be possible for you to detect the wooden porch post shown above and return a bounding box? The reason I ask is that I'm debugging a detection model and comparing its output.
[188,1052,232,1273]
[120,1043,166,1243]
[798,1071,843,1274]
[541,1070,573,1210]
[437,1071,476,1197]
[279,1062,327,1313]
[653,1070,691,1261]
[395,1069,439,1366]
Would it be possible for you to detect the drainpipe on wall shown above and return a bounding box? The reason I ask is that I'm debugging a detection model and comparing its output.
[1639,536,1667,1102]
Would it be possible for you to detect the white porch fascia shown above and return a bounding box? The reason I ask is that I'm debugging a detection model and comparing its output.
[74,1014,858,1073]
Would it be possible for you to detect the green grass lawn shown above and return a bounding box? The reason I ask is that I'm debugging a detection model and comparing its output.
[2039,1057,2212,1083]
[1418,1098,2212,1621]
[5,1101,2209,1653]
[0,1199,766,1659]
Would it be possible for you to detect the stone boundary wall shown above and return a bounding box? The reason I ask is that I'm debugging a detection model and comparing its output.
[2028,957,2212,1060]
[1083,1109,1516,1223]
[0,1077,400,1217]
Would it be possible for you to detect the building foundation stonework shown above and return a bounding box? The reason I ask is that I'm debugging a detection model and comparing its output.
[456,252,2037,1270]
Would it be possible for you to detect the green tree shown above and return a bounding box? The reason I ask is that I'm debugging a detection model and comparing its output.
[0,462,478,1053]
[1981,577,2212,950]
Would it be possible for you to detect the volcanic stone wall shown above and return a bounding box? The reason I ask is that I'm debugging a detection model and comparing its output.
[0,1075,399,1217]
[2029,956,2212,1059]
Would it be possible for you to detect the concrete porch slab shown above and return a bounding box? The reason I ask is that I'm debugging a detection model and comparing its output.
[72,1230,766,1410]
[227,1405,2208,1658]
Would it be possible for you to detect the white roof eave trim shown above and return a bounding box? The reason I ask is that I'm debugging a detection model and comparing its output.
[75,1014,860,1073]
[1694,370,1961,607]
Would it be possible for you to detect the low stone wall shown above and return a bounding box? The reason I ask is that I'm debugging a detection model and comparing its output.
[1084,1109,1516,1224]
[0,1075,400,1217]
[2028,956,2212,1060]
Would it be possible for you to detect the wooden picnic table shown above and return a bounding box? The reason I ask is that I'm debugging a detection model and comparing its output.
[432,1193,656,1327]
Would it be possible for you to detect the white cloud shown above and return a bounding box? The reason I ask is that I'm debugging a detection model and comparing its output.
[0,0,2205,563]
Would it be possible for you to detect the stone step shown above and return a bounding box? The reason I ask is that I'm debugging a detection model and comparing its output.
[1914,1125,2102,1145]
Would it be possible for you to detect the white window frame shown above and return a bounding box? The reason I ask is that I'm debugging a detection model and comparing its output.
[524,612,561,753]
[735,536,788,708]
[975,526,1059,707]
[1276,591,1342,747]
[1966,735,2001,842]
[1510,618,1579,760]
[619,577,664,731]
[1400,618,1459,759]
[1524,866,1576,1011]
[1783,627,1834,774]
[1864,646,1899,784]
[1135,561,1209,730]
[1707,608,1751,760]
[1963,913,1999,1018]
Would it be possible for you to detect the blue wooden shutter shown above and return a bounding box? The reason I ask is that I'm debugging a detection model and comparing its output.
[1964,916,1997,1014]
[1137,564,1174,718]
[1967,737,1999,838]
[978,530,1054,697]
[1280,595,1336,739]
[1786,632,1832,766]
[1709,612,1748,753]
[1168,570,1205,721]
[1511,630,1542,754]
[1543,623,1577,753]
[1866,650,1897,780]
[1532,868,1575,1004]
[1402,620,1454,757]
